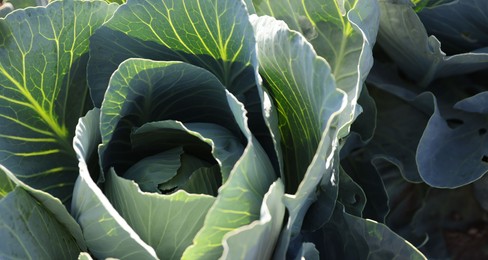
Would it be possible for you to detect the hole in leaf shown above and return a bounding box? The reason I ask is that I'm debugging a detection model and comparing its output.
[446,118,464,129]
[479,128,487,136]
[482,156,488,163]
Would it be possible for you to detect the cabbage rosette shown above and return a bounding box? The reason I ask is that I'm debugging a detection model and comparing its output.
[71,0,345,258]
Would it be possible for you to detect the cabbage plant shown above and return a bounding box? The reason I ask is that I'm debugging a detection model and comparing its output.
[0,0,443,259]
[343,0,488,258]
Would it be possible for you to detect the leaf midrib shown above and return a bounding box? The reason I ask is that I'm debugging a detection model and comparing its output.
[0,64,69,145]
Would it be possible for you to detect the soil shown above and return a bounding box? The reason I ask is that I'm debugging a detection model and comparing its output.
[444,223,488,259]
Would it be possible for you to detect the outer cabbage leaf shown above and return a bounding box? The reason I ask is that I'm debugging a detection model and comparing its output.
[252,0,379,137]
[96,59,276,259]
[71,109,158,259]
[88,0,256,106]
[339,210,425,259]
[417,99,488,188]
[454,91,488,114]
[251,15,345,193]
[377,0,488,86]
[367,64,488,188]
[341,156,389,222]
[375,158,428,248]
[366,86,435,183]
[379,160,487,259]
[337,166,366,217]
[251,15,346,258]
[0,165,86,259]
[0,0,117,203]
[340,85,377,156]
[300,204,426,259]
[220,180,285,260]
[418,0,488,54]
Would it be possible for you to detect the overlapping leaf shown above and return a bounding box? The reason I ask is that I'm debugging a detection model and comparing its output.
[418,0,488,54]
[220,180,285,260]
[300,204,425,259]
[0,165,86,259]
[0,0,117,203]
[251,15,346,258]
[251,0,379,136]
[88,0,280,175]
[98,59,244,174]
[88,0,257,105]
[377,0,488,86]
[72,109,159,259]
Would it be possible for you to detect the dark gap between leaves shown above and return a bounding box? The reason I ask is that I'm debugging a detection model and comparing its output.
[446,118,464,129]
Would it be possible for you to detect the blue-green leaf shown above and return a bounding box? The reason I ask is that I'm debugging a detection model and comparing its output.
[182,84,276,260]
[454,92,488,114]
[129,121,245,184]
[341,155,389,222]
[418,0,487,54]
[104,169,216,260]
[377,0,488,86]
[88,0,257,106]
[251,15,345,257]
[0,0,117,203]
[0,165,86,259]
[252,15,345,192]
[337,166,366,217]
[252,0,379,137]
[367,86,436,183]
[71,109,158,259]
[417,100,488,188]
[302,204,426,259]
[220,180,285,260]
[123,147,183,193]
